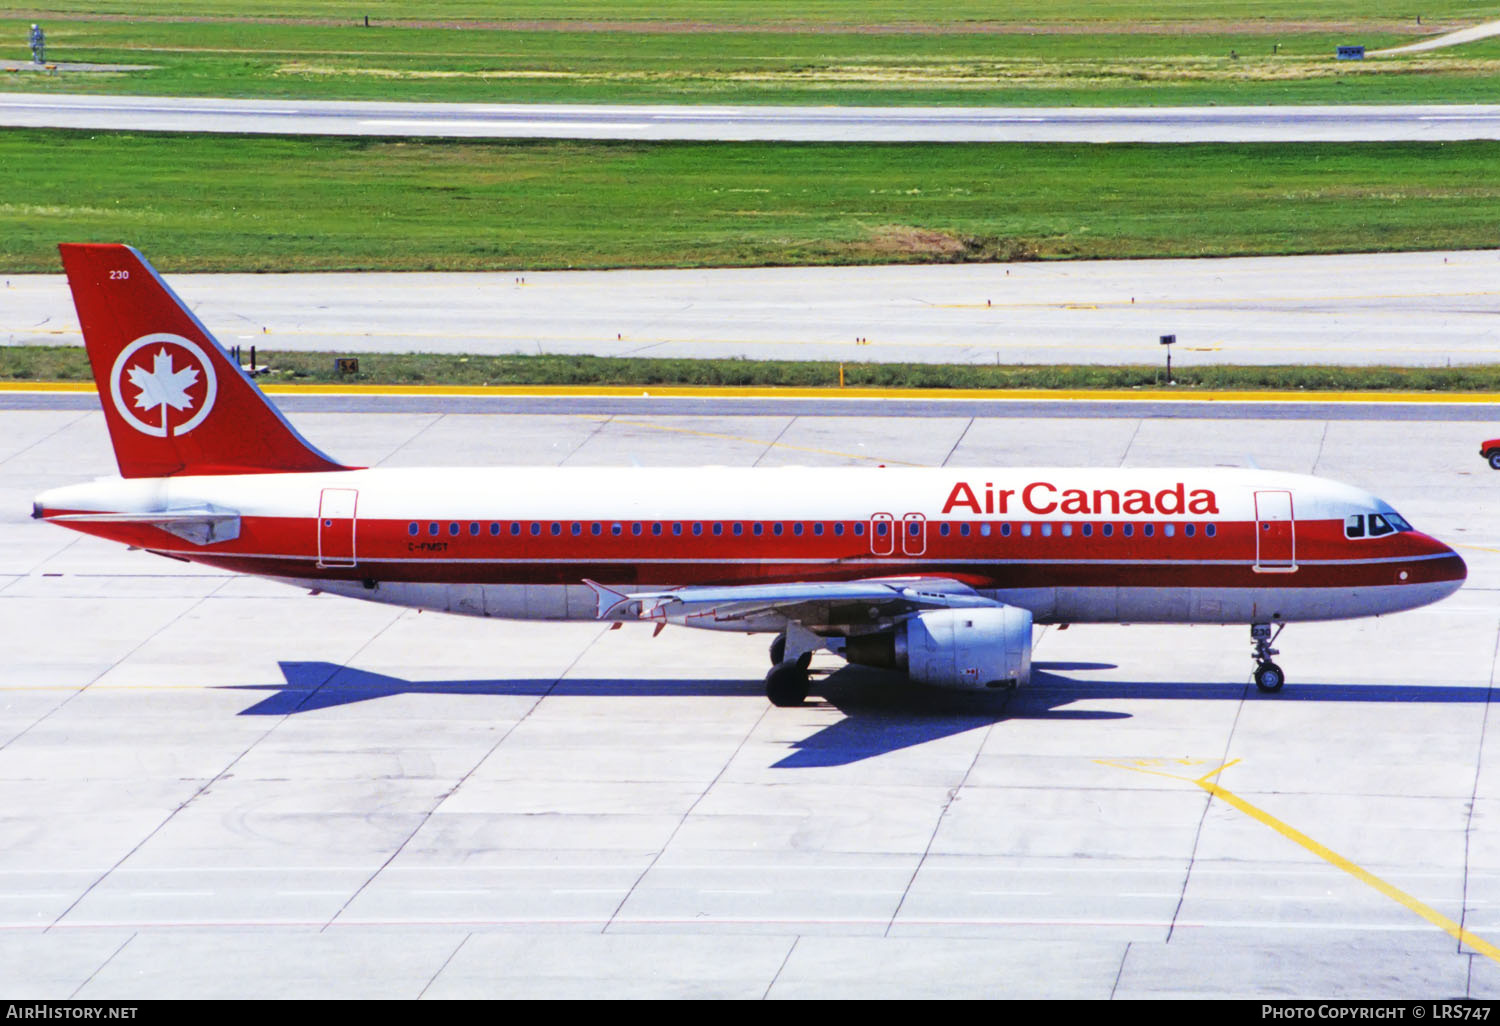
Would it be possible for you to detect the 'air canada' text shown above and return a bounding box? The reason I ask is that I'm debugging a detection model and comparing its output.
[942,481,1221,517]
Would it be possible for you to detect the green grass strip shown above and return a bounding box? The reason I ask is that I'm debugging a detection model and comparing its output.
[5,132,1500,272]
[5,346,1499,393]
[4,1,1490,23]
[9,18,1500,109]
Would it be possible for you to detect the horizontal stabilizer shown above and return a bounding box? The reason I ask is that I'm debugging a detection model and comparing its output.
[46,508,240,545]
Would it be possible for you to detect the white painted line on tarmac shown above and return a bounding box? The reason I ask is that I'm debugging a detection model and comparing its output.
[360,119,651,131]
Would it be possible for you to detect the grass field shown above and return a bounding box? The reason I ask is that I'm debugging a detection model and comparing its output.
[3,130,1499,273]
[5,2,1493,26]
[3,4,1498,107]
[7,344,1500,395]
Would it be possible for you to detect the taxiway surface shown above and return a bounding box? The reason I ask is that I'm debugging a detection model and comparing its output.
[2,397,1499,998]
[8,249,1500,367]
[7,93,1500,142]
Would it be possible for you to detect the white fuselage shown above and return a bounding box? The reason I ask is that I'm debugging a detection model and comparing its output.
[35,465,1468,631]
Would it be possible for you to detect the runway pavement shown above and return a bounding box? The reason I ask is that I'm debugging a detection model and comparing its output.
[8,388,1500,423]
[7,93,1500,142]
[3,398,1499,997]
[7,249,1500,368]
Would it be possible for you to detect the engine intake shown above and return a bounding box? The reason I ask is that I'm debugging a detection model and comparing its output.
[845,605,1033,689]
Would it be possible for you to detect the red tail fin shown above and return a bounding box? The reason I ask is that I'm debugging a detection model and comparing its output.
[59,243,348,478]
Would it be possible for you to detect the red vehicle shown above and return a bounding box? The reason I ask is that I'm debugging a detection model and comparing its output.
[1484,440,1500,470]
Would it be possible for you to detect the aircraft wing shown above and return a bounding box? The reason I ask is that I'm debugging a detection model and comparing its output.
[582,576,998,629]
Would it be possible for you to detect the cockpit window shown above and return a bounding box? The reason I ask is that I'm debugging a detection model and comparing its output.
[1345,512,1412,539]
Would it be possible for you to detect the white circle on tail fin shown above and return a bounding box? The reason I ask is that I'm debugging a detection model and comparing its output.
[109,334,218,438]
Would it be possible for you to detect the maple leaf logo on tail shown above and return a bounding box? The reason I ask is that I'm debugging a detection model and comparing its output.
[127,348,200,433]
[108,334,218,438]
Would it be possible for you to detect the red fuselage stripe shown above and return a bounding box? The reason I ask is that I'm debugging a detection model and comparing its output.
[51,513,1465,590]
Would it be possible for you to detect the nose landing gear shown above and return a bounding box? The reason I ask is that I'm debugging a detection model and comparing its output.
[1251,622,1285,692]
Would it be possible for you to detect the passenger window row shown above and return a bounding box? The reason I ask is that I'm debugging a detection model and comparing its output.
[408,520,870,538]
[405,519,1218,540]
[937,522,1216,539]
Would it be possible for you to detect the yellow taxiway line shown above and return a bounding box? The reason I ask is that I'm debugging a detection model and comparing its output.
[1101,757,1500,964]
[5,381,1500,404]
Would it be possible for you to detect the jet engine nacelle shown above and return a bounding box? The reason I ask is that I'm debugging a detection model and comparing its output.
[845,605,1033,690]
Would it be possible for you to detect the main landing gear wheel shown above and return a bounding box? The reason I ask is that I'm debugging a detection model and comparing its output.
[1254,661,1286,693]
[769,632,786,667]
[765,652,811,707]
[1250,622,1287,693]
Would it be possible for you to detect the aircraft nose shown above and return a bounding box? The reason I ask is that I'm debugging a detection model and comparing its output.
[1447,543,1469,585]
[1426,534,1468,597]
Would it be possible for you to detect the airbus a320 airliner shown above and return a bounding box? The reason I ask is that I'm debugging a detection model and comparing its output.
[33,244,1467,705]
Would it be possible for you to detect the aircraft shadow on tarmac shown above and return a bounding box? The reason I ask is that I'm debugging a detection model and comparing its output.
[216,660,1493,769]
